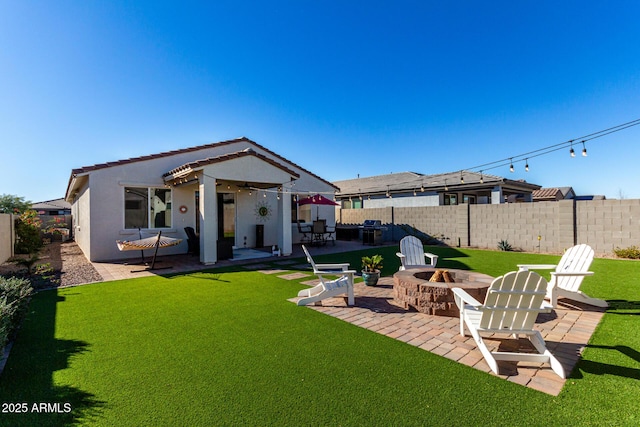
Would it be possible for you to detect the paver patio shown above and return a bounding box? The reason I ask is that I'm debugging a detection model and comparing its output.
[292,276,605,396]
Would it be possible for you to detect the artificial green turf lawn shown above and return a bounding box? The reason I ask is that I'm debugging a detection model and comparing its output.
[0,247,639,426]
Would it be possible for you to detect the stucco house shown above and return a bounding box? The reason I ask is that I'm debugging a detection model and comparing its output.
[65,137,338,263]
[334,171,541,208]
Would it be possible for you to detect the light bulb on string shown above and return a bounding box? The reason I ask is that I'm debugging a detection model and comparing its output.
[581,141,587,157]
[570,141,575,157]
[509,158,514,173]
[525,159,529,172]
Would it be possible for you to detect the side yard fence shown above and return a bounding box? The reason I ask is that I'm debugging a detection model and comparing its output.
[0,214,14,264]
[339,199,640,255]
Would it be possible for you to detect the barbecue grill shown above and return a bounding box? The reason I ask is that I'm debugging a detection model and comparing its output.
[361,219,386,245]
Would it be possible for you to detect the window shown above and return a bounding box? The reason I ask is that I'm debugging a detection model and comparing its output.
[125,187,172,229]
[462,194,476,204]
[444,194,458,205]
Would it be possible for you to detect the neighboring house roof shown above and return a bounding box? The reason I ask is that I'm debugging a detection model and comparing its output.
[558,187,576,198]
[66,137,337,199]
[532,188,563,201]
[575,195,607,201]
[334,170,540,197]
[532,187,577,201]
[32,198,71,211]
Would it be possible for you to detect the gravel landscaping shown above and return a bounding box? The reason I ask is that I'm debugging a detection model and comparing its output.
[0,240,103,290]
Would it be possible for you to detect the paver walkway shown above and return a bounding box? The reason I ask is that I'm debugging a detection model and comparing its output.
[291,276,605,396]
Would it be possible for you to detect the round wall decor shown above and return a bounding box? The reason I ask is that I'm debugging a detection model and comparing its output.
[179,205,188,213]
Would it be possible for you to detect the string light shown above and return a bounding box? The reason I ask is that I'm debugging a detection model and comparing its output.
[509,158,514,172]
[462,118,640,176]
[460,172,464,184]
[525,159,529,172]
[480,171,484,184]
[581,141,587,157]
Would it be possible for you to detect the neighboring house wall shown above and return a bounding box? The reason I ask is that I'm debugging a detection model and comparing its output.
[339,199,640,255]
[0,214,14,264]
[363,192,441,208]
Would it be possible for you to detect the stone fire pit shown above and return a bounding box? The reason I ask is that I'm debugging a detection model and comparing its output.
[393,268,494,316]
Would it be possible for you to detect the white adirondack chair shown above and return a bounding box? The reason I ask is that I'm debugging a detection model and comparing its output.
[517,244,606,308]
[296,245,356,306]
[453,270,565,378]
[396,236,438,271]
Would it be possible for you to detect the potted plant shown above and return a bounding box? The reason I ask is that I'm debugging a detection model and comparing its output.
[361,254,383,286]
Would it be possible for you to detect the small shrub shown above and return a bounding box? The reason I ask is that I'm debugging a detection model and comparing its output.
[10,254,41,275]
[0,276,33,349]
[613,245,640,259]
[497,240,513,251]
[0,299,17,350]
[14,210,43,255]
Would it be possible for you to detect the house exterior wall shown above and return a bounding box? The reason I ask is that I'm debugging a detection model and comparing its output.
[82,161,182,262]
[69,140,336,261]
[339,199,640,255]
[0,214,13,264]
[72,180,92,260]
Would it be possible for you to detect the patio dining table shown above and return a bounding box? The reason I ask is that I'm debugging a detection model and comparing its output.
[311,219,336,246]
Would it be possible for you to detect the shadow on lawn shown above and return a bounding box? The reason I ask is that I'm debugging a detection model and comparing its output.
[606,300,640,313]
[0,291,106,426]
[573,344,640,380]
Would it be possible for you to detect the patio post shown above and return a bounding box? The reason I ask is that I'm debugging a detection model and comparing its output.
[277,185,292,256]
[198,174,218,264]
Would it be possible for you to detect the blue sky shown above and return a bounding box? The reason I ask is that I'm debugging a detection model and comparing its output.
[2,1,640,202]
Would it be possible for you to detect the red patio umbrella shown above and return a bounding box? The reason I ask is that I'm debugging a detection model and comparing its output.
[297,194,339,220]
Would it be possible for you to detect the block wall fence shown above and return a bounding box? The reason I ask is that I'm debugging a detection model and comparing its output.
[338,199,640,255]
[0,214,14,264]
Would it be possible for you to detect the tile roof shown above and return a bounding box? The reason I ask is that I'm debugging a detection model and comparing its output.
[66,137,338,199]
[532,188,563,199]
[163,148,300,180]
[69,137,244,175]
